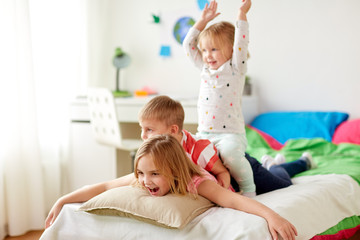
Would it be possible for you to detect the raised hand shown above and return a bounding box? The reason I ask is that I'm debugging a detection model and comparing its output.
[238,0,252,20]
[200,0,221,23]
[240,0,252,14]
[194,0,221,31]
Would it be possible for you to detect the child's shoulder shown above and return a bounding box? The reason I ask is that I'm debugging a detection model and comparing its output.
[183,129,195,138]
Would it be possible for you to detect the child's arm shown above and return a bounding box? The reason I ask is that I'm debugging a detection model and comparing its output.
[193,0,221,32]
[198,180,298,240]
[232,0,251,76]
[189,136,231,189]
[45,173,135,228]
[210,159,231,189]
[183,1,220,69]
[238,0,251,21]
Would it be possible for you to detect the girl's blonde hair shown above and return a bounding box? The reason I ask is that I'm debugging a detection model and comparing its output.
[138,95,184,132]
[134,134,203,195]
[198,21,235,60]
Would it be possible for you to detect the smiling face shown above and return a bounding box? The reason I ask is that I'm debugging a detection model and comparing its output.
[198,21,235,70]
[134,135,204,196]
[136,154,170,196]
[200,37,232,70]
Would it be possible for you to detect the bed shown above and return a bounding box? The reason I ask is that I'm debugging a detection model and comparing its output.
[40,111,360,240]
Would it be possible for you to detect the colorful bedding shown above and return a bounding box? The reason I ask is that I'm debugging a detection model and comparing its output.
[40,112,360,239]
[250,111,349,144]
[245,124,360,239]
[246,126,360,184]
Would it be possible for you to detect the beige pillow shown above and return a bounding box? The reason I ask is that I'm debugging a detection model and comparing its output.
[78,186,215,229]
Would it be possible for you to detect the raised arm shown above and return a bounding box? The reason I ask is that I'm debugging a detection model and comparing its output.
[232,0,251,73]
[45,173,135,228]
[193,0,221,31]
[238,0,252,21]
[183,0,220,69]
[198,181,298,240]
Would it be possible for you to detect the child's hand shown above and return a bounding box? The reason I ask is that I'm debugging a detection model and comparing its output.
[267,214,298,240]
[238,0,252,21]
[45,200,64,229]
[240,0,252,14]
[216,171,231,189]
[200,0,221,23]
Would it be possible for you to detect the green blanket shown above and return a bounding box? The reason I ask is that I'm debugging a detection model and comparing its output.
[246,126,360,238]
[246,126,360,184]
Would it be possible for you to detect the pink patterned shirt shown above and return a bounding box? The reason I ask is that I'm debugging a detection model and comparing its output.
[187,168,235,194]
[187,168,217,194]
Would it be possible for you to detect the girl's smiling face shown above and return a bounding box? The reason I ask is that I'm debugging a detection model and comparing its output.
[136,154,170,196]
[200,37,232,70]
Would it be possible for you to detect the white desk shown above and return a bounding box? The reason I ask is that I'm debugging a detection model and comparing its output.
[70,95,259,125]
[67,95,259,192]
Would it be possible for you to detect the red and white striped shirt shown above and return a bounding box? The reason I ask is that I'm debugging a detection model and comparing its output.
[182,130,236,192]
[181,130,219,172]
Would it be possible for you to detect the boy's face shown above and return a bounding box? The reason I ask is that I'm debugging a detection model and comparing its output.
[139,119,173,140]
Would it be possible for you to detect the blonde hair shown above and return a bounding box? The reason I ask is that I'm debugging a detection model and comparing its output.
[198,21,235,60]
[138,95,184,132]
[134,134,203,195]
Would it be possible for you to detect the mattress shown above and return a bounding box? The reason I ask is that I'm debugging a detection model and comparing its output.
[40,174,360,240]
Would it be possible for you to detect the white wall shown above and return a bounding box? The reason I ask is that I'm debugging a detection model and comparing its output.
[248,0,360,119]
[91,0,360,119]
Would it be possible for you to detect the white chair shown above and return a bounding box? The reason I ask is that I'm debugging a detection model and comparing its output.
[87,88,143,167]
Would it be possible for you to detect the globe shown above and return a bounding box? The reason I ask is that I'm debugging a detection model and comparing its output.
[173,16,195,45]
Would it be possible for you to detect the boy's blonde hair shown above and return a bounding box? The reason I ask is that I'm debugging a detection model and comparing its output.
[198,21,235,60]
[138,95,184,132]
[134,134,203,195]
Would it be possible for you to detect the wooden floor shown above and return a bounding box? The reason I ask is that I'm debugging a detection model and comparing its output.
[4,230,44,240]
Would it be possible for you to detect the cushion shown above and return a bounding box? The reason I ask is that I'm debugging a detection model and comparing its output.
[250,111,349,144]
[246,125,283,150]
[78,186,215,229]
[332,119,360,145]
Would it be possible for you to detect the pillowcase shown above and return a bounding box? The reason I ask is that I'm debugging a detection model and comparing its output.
[78,186,215,229]
[332,119,360,145]
[250,111,349,144]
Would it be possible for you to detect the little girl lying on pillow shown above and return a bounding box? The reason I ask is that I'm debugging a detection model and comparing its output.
[133,134,297,240]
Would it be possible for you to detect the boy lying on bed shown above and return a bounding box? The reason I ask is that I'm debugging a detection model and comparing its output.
[45,96,313,232]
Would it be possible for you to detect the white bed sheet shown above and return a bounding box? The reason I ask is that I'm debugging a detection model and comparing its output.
[40,174,360,240]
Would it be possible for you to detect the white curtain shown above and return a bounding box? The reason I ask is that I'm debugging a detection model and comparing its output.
[0,0,88,237]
